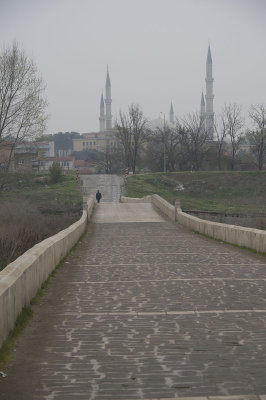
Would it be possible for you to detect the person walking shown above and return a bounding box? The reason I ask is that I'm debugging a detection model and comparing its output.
[96,190,102,203]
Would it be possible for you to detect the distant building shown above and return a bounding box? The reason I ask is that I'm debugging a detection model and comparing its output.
[0,141,14,171]
[38,156,74,171]
[77,47,214,156]
[57,148,72,157]
[148,106,175,131]
[169,102,175,125]
[74,159,97,174]
[149,45,214,136]
[74,68,119,154]
[99,66,112,131]
[14,152,37,171]
[73,130,119,154]
[0,140,55,172]
[12,141,55,171]
[15,141,54,157]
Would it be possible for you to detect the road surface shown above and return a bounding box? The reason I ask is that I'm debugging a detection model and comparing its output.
[80,174,122,203]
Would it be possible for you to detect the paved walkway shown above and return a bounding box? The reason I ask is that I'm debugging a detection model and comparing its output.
[1,204,266,399]
[80,174,122,203]
[92,203,166,223]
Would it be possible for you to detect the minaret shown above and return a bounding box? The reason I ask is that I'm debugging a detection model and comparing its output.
[105,67,112,130]
[200,91,205,121]
[205,45,214,137]
[169,102,174,125]
[99,92,105,131]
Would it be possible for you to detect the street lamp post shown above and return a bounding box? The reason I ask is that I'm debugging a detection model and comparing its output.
[160,112,166,172]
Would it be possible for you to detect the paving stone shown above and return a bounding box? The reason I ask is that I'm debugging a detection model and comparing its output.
[1,220,266,399]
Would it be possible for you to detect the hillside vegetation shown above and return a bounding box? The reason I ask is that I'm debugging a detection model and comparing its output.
[125,171,266,215]
[0,173,83,271]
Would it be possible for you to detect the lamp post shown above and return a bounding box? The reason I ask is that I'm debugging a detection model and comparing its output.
[160,112,166,172]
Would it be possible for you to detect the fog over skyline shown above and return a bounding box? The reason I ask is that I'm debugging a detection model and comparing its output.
[1,0,265,134]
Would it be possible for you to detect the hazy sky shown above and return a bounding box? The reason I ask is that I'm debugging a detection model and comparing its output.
[0,0,265,134]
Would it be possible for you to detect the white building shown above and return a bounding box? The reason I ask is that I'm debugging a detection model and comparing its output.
[15,141,55,157]
[38,156,74,171]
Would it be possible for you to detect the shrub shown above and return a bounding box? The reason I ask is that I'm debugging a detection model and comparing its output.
[0,199,80,271]
[49,163,63,183]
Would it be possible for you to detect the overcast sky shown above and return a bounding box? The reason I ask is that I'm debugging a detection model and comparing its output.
[0,0,265,134]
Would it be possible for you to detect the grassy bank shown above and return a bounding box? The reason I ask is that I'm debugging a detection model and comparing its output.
[125,171,266,215]
[0,173,82,213]
[0,173,83,271]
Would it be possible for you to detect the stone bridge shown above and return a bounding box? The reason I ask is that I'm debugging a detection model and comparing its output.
[1,175,266,399]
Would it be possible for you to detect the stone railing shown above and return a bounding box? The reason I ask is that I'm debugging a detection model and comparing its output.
[121,194,266,253]
[0,196,94,348]
[177,211,266,253]
[121,194,176,221]
[151,194,176,221]
[121,195,152,203]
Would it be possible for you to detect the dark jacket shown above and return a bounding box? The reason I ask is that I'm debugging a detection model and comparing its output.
[96,191,102,201]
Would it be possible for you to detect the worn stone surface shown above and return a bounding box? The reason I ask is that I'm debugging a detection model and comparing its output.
[1,221,266,399]
[92,203,166,223]
[80,174,122,203]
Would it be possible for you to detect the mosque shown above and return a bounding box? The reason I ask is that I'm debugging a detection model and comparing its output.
[72,45,214,153]
[201,45,214,137]
[149,45,214,134]
[72,67,119,154]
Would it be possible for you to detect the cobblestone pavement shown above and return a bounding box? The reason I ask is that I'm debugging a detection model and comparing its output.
[1,219,266,399]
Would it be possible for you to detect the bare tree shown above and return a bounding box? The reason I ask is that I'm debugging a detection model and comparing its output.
[176,112,210,171]
[224,103,244,170]
[115,109,132,170]
[214,108,228,170]
[0,42,47,171]
[164,126,180,172]
[115,104,149,173]
[247,104,266,170]
[150,125,179,172]
[100,142,123,174]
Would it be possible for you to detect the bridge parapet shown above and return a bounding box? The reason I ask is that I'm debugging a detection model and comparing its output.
[121,194,266,253]
[121,194,176,221]
[0,196,94,348]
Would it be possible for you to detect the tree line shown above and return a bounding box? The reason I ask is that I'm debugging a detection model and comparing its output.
[114,102,266,174]
[1,42,265,175]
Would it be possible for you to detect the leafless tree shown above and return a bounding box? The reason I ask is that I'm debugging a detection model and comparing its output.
[150,125,180,172]
[223,103,244,170]
[0,42,47,171]
[214,107,228,170]
[247,104,266,170]
[100,142,123,174]
[115,104,149,173]
[176,112,210,171]
[115,110,132,170]
[164,126,180,172]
